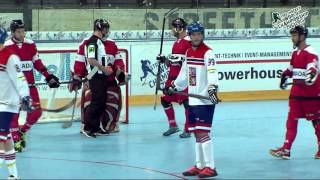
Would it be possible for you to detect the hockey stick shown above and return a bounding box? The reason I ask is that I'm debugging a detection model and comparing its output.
[172,91,222,104]
[62,90,78,129]
[60,66,98,129]
[153,7,179,110]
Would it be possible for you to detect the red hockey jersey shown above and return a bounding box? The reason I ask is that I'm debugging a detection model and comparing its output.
[4,38,50,85]
[283,45,320,97]
[165,36,191,88]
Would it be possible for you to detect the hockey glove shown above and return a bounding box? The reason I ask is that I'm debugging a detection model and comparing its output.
[21,96,33,112]
[68,74,82,92]
[45,74,60,88]
[305,67,318,86]
[208,85,219,104]
[280,74,289,90]
[116,69,131,86]
[156,54,167,64]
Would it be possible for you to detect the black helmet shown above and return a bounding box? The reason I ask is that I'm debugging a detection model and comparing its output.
[171,18,187,29]
[94,19,110,31]
[10,20,25,32]
[290,25,308,37]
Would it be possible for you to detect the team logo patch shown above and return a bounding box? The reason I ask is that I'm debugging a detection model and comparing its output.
[15,64,21,72]
[88,46,95,53]
[208,58,215,66]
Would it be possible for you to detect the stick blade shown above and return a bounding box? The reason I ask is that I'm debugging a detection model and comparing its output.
[62,121,72,129]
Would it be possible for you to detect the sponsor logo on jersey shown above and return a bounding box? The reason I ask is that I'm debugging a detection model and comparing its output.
[293,68,307,80]
[20,61,33,71]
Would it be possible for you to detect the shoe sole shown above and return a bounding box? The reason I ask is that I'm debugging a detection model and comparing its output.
[163,129,180,136]
[315,156,320,159]
[269,150,290,160]
[81,131,96,138]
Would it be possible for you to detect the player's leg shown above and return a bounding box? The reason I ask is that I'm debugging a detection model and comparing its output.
[99,84,122,135]
[84,78,107,137]
[182,105,217,178]
[80,82,91,134]
[0,112,18,179]
[9,113,22,152]
[179,99,191,138]
[19,87,42,150]
[161,95,179,136]
[312,119,320,159]
[270,99,301,159]
[301,100,320,159]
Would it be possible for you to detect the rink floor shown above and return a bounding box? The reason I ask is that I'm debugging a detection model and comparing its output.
[0,100,319,179]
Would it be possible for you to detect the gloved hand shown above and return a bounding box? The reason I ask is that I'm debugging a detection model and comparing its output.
[116,69,131,86]
[68,74,82,92]
[45,74,60,88]
[156,54,167,63]
[305,67,318,86]
[163,86,176,96]
[208,85,219,104]
[21,96,33,112]
[280,74,289,89]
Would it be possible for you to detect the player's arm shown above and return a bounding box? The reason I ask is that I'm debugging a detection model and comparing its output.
[172,55,188,91]
[205,50,219,104]
[114,51,131,86]
[7,55,32,112]
[280,55,294,89]
[305,53,319,85]
[69,46,87,92]
[32,43,60,88]
[86,42,112,75]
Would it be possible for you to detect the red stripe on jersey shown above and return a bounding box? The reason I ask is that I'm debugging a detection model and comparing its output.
[187,62,205,66]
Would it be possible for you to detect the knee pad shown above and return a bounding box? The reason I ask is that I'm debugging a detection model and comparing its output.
[161,97,172,108]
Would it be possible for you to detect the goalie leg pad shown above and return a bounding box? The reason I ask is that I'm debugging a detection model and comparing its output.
[101,83,122,132]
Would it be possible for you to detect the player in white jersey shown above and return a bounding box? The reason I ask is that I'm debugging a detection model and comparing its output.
[0,26,32,180]
[168,22,219,178]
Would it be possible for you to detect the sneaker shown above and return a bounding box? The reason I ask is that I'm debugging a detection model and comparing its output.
[14,140,24,153]
[179,131,191,138]
[8,175,19,180]
[269,147,290,160]
[94,130,110,136]
[163,127,179,136]
[198,167,218,178]
[81,129,96,138]
[182,165,201,176]
[315,149,320,159]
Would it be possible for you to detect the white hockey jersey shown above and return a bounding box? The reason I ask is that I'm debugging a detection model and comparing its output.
[174,42,218,106]
[0,48,29,113]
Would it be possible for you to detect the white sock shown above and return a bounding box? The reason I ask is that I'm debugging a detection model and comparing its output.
[5,149,18,177]
[195,142,204,169]
[202,139,215,169]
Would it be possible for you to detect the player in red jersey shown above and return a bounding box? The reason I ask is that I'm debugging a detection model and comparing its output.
[4,20,60,152]
[157,18,191,138]
[270,26,320,160]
